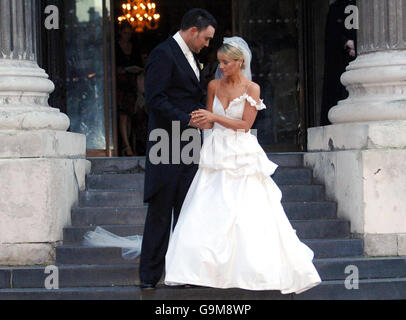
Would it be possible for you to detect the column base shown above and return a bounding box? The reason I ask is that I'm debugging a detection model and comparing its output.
[305,122,406,256]
[328,50,406,124]
[0,243,58,266]
[364,234,406,257]
[0,130,89,266]
[0,130,86,159]
[308,120,406,151]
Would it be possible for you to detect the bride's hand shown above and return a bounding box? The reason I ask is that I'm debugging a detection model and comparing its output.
[191,109,215,125]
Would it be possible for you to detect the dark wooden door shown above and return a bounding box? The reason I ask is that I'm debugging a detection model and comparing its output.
[233,0,307,152]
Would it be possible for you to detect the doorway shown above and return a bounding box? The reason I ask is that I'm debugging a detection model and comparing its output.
[63,0,115,157]
[60,0,314,156]
[112,0,234,157]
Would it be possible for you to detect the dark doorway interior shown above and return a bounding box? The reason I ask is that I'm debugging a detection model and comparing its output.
[113,0,314,155]
[112,0,232,157]
[39,0,331,157]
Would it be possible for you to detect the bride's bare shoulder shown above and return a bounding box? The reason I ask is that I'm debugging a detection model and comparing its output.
[208,79,220,91]
[247,81,261,96]
[248,80,260,89]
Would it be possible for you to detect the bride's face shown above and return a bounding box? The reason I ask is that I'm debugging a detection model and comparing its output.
[217,52,242,78]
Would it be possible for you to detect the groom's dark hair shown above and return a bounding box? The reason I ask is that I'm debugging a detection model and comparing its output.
[180,8,217,32]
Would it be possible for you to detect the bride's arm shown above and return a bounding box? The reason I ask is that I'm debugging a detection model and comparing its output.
[192,80,216,129]
[194,83,261,133]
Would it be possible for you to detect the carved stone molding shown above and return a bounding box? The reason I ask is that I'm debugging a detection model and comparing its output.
[0,0,70,131]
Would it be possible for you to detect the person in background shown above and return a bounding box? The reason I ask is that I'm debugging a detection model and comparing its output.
[320,0,357,126]
[131,71,148,156]
[200,46,219,90]
[116,22,143,156]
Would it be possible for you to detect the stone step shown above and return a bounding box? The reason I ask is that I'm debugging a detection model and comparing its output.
[282,201,337,220]
[63,220,351,245]
[294,277,406,300]
[141,278,406,300]
[55,239,364,265]
[292,220,350,239]
[1,257,405,290]
[56,245,136,266]
[87,174,145,190]
[1,277,406,300]
[0,286,141,300]
[0,264,141,289]
[78,185,325,207]
[90,157,146,174]
[63,225,145,244]
[71,202,337,226]
[279,185,325,201]
[86,168,313,191]
[271,167,313,185]
[314,257,406,281]
[305,239,364,259]
[71,207,149,226]
[88,154,304,175]
[266,153,304,167]
[78,190,145,207]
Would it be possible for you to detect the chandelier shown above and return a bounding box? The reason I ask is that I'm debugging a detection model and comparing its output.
[118,1,160,32]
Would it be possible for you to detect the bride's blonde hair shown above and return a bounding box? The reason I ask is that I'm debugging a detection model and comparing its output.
[218,44,245,70]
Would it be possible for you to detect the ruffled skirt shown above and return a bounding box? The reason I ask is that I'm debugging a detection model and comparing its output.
[164,128,322,294]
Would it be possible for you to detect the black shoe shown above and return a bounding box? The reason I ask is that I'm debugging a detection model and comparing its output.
[140,282,156,290]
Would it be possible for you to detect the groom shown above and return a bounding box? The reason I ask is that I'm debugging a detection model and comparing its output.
[140,8,217,289]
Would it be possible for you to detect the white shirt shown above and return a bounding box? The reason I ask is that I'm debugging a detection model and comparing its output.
[173,31,200,80]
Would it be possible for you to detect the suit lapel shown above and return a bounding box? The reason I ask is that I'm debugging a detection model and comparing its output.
[168,37,202,89]
[193,53,205,86]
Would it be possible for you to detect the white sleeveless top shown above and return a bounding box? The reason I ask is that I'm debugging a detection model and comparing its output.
[199,84,276,178]
[212,87,266,130]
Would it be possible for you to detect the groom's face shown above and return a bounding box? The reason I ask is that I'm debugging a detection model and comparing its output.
[188,26,215,54]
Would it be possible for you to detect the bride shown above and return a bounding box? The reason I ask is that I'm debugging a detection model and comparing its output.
[83,36,321,294]
[163,37,321,294]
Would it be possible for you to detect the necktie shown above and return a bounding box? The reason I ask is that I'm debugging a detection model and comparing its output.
[186,51,200,80]
[185,51,201,135]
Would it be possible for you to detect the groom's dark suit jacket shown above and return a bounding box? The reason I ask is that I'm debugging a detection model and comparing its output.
[143,36,206,203]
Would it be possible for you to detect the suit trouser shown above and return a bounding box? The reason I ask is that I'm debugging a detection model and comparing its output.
[139,163,198,285]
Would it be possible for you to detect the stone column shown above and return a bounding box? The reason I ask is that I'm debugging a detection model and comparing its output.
[329,0,406,123]
[0,0,90,265]
[305,0,406,256]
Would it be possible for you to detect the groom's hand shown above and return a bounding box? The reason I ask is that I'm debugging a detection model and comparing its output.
[188,116,204,129]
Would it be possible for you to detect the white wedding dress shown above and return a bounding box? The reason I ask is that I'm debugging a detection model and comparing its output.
[164,92,322,294]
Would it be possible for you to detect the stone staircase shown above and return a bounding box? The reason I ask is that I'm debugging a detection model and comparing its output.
[1,153,406,300]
